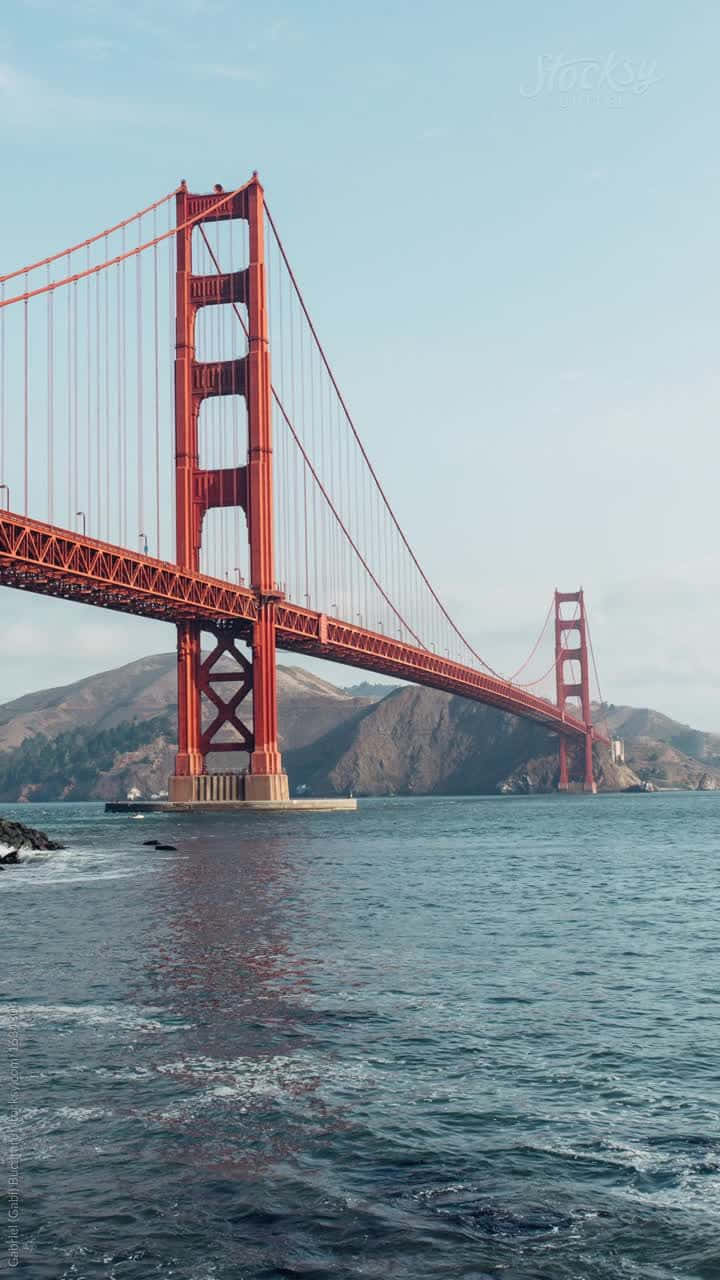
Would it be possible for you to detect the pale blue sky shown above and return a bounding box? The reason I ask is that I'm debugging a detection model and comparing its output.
[2,1,720,727]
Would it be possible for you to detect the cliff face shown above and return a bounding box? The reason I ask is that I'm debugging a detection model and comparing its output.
[286,687,566,796]
[287,692,720,797]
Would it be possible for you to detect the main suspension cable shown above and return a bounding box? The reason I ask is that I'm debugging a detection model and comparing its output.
[507,594,555,682]
[0,189,177,286]
[263,198,501,678]
[0,181,254,310]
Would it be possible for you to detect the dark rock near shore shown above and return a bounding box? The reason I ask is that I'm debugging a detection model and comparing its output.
[0,816,63,854]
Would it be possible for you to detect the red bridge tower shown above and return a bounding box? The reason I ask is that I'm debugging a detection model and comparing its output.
[554,589,596,793]
[169,176,289,803]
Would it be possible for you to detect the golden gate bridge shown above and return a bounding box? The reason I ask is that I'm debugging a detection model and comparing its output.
[0,174,607,804]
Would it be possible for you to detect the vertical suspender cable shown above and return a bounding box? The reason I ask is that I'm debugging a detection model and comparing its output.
[95,265,101,539]
[47,272,54,522]
[104,235,110,541]
[310,331,318,606]
[300,299,309,604]
[116,258,123,544]
[73,277,79,522]
[136,217,144,547]
[288,265,296,598]
[86,247,92,532]
[120,228,127,547]
[0,282,5,495]
[66,257,71,527]
[153,211,160,559]
[23,284,29,514]
[168,198,176,560]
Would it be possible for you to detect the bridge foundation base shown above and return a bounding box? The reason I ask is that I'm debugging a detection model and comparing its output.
[106,797,356,813]
[244,772,290,803]
[169,773,243,803]
[168,771,290,804]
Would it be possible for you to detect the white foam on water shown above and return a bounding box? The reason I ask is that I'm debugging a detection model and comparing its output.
[531,1136,658,1175]
[146,1049,373,1126]
[27,869,153,883]
[1,1103,112,1164]
[614,1165,720,1216]
[156,1050,319,1097]
[94,1065,155,1082]
[0,1001,192,1033]
[529,1132,720,1218]
[53,1105,107,1123]
[0,837,160,886]
[415,1183,474,1200]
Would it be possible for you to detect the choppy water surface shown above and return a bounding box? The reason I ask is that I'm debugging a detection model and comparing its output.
[3,793,720,1278]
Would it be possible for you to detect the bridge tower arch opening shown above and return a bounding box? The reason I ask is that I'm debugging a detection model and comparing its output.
[554,589,596,794]
[170,175,289,803]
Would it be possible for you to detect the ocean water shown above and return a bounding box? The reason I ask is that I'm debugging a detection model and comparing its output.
[2,793,719,1279]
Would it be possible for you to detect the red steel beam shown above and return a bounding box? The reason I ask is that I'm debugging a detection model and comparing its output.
[0,511,606,744]
[0,511,257,627]
[273,604,606,742]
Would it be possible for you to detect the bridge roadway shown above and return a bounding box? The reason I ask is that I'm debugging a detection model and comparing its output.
[0,511,606,744]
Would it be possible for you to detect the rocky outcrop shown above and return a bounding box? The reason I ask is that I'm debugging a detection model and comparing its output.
[620,736,720,791]
[0,816,63,857]
[598,705,720,789]
[92,734,176,802]
[498,746,643,794]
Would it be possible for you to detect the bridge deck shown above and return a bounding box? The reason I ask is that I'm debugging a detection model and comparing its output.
[0,511,604,743]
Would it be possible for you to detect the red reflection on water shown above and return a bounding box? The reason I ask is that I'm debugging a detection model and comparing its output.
[137,823,344,1178]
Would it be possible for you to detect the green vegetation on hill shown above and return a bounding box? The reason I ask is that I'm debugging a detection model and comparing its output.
[0,712,174,802]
